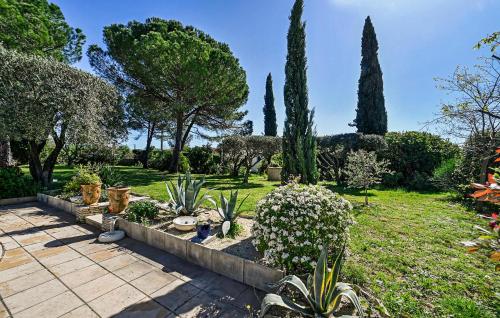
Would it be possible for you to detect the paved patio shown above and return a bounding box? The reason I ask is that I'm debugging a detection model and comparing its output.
[0,203,262,317]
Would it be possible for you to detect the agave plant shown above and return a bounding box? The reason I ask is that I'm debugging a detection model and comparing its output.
[217,190,249,237]
[166,172,214,215]
[260,247,364,318]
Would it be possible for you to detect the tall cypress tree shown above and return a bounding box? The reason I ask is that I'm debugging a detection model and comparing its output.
[263,73,277,136]
[282,0,318,184]
[352,16,387,135]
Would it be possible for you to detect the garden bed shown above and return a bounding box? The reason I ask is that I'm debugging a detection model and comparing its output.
[37,193,283,292]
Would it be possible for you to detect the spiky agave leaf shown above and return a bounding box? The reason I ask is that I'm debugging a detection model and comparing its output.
[326,285,364,317]
[259,293,314,318]
[267,275,314,309]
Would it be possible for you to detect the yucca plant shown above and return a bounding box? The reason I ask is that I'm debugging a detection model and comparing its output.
[217,190,249,237]
[166,172,214,215]
[260,247,364,318]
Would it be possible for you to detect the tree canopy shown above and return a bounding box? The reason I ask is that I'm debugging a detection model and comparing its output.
[282,0,318,184]
[0,0,85,63]
[263,73,277,136]
[352,16,387,135]
[88,18,249,171]
[0,46,123,186]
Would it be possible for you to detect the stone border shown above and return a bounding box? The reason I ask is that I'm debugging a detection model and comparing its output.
[115,217,284,291]
[36,193,284,292]
[0,196,37,206]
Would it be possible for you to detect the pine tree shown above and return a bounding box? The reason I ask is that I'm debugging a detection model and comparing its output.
[282,0,318,184]
[352,16,387,135]
[263,73,277,136]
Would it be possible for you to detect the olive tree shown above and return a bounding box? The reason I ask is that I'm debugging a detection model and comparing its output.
[0,47,124,187]
[220,135,281,183]
[344,150,391,205]
[88,18,249,172]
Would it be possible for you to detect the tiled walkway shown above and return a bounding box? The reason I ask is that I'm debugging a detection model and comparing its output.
[0,203,262,317]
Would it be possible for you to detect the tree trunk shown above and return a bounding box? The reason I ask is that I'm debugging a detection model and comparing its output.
[364,188,369,205]
[41,143,63,187]
[169,114,184,172]
[0,139,13,167]
[28,140,45,185]
[143,122,155,169]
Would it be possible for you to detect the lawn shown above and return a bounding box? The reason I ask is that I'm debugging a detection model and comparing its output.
[42,165,499,317]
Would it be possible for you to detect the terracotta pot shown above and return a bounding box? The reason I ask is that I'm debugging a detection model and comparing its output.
[81,184,101,205]
[267,167,282,181]
[107,187,131,214]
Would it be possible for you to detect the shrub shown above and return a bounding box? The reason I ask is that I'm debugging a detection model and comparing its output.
[149,149,189,172]
[317,133,386,183]
[0,167,38,199]
[383,131,459,189]
[63,165,101,195]
[252,183,352,273]
[432,157,460,191]
[126,201,159,224]
[185,145,216,174]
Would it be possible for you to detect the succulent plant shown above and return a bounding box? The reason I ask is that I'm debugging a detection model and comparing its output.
[166,172,214,216]
[217,190,249,237]
[260,246,364,318]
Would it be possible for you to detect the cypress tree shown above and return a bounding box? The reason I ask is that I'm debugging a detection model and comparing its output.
[263,73,277,136]
[282,0,318,184]
[352,16,387,135]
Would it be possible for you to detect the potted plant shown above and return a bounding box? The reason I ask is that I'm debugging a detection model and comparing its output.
[101,166,130,214]
[267,153,283,182]
[80,173,102,205]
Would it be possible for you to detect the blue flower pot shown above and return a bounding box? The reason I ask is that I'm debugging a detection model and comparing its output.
[196,223,210,240]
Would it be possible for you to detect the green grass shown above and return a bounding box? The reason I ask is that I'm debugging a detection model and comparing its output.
[38,165,499,317]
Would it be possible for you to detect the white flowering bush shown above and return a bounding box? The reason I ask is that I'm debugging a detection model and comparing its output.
[252,183,353,273]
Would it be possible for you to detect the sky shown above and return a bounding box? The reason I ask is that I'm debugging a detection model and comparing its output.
[52,0,500,149]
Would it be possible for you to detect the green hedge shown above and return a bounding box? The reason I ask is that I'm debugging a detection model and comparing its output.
[0,167,39,199]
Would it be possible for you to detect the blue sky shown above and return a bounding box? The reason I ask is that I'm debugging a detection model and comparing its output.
[53,0,499,149]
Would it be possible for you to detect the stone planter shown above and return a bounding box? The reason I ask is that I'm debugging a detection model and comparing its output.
[107,187,131,213]
[267,167,282,181]
[81,184,101,205]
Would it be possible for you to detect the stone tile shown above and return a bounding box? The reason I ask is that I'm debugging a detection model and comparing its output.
[14,232,53,246]
[73,273,126,302]
[174,291,229,318]
[186,270,221,290]
[88,284,147,317]
[100,253,139,271]
[0,268,54,297]
[130,269,177,295]
[49,256,94,277]
[114,299,171,318]
[151,279,202,311]
[23,240,64,253]
[87,246,125,262]
[60,264,108,288]
[204,275,248,300]
[0,260,43,283]
[30,244,70,258]
[0,248,34,271]
[231,286,265,311]
[15,290,83,318]
[36,249,81,267]
[3,279,67,314]
[0,300,9,318]
[71,240,112,255]
[60,305,99,318]
[114,261,156,282]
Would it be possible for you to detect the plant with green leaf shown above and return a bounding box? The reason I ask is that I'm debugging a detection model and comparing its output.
[260,247,363,318]
[217,190,249,238]
[126,201,159,224]
[63,165,101,195]
[165,172,214,216]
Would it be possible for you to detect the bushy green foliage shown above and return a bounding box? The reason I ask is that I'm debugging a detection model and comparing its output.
[431,157,461,191]
[0,167,38,199]
[63,165,101,195]
[269,152,283,167]
[253,183,352,273]
[149,150,189,172]
[263,73,277,137]
[260,247,363,318]
[384,131,459,189]
[317,133,387,183]
[344,150,391,205]
[185,146,216,174]
[126,201,159,224]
